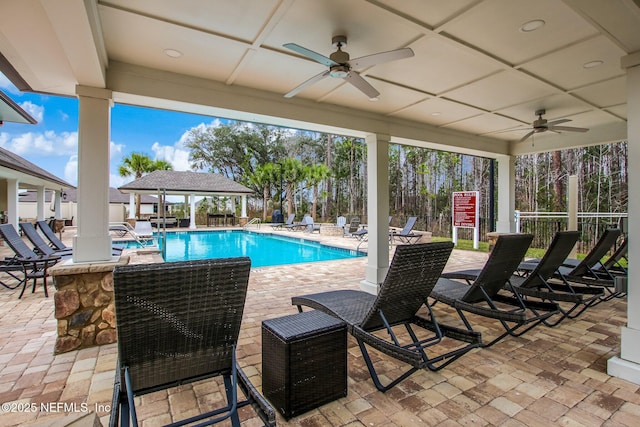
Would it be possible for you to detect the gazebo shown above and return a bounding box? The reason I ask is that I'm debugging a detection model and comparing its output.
[118,170,254,228]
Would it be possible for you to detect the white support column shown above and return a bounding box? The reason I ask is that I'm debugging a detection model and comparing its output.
[53,189,62,219]
[128,193,135,219]
[496,154,516,233]
[608,51,640,384]
[567,175,578,259]
[241,195,247,218]
[36,186,46,221]
[189,193,196,229]
[72,86,114,263]
[6,179,19,227]
[360,133,390,295]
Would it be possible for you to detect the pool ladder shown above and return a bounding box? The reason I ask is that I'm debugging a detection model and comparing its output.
[244,218,261,230]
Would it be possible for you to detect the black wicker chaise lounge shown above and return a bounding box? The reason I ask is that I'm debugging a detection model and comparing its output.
[109,258,276,427]
[431,234,560,347]
[439,231,604,327]
[519,228,624,301]
[20,222,73,257]
[292,242,482,392]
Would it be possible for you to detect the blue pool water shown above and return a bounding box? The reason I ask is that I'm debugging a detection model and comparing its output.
[123,230,365,267]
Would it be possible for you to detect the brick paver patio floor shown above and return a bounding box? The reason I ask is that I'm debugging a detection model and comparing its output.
[0,226,636,426]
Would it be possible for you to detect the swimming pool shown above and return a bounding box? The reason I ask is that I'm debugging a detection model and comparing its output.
[125,230,365,267]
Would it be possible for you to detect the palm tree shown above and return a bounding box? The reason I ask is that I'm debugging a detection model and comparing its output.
[306,163,330,221]
[118,153,173,218]
[247,163,277,221]
[281,158,306,216]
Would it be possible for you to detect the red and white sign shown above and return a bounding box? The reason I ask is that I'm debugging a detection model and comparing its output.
[452,191,479,228]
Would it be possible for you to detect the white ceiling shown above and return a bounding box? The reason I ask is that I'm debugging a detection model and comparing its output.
[1,0,637,156]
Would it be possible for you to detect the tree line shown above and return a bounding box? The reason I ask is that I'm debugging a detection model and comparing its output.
[122,121,628,233]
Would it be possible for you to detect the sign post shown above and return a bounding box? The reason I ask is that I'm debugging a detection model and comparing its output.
[452,191,480,249]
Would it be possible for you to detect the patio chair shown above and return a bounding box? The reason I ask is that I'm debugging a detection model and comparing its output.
[0,224,61,298]
[109,258,276,427]
[442,231,603,326]
[20,222,73,257]
[0,260,26,291]
[390,216,420,244]
[273,213,295,230]
[519,228,623,300]
[303,215,321,233]
[342,217,361,237]
[336,216,347,228]
[109,222,154,247]
[36,220,124,255]
[431,234,559,347]
[292,242,482,392]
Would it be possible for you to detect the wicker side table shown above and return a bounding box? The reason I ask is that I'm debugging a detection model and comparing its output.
[262,310,347,419]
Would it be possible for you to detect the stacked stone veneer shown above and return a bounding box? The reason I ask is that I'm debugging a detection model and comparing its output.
[50,256,130,354]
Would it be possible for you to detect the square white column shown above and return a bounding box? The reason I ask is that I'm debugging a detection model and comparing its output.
[72,86,114,263]
[361,133,390,294]
[496,154,516,233]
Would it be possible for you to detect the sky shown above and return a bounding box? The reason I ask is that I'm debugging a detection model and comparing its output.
[0,71,223,188]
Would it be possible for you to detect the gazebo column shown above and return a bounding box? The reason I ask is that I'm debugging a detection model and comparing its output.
[72,86,114,263]
[241,195,247,220]
[608,51,640,384]
[360,133,390,295]
[128,193,135,219]
[36,186,46,221]
[189,193,196,229]
[496,154,516,233]
[53,189,63,219]
[6,178,19,227]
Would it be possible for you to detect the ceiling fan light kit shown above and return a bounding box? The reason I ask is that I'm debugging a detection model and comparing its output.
[283,35,414,99]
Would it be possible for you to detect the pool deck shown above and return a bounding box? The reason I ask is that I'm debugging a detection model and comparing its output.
[0,224,636,426]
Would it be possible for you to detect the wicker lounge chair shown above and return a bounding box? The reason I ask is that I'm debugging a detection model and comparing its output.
[342,217,361,237]
[442,231,603,326]
[0,224,61,298]
[109,258,276,427]
[303,215,321,233]
[292,242,482,392]
[431,234,559,347]
[390,216,420,244]
[519,228,623,300]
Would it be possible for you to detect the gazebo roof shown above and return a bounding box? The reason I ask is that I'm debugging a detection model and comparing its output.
[118,170,253,196]
[0,147,73,189]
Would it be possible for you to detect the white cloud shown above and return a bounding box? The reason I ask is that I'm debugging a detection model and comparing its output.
[19,101,44,122]
[110,141,125,159]
[0,130,77,156]
[110,173,128,188]
[64,155,78,185]
[151,142,191,171]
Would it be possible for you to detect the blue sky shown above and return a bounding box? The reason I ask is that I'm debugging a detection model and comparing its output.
[0,71,222,188]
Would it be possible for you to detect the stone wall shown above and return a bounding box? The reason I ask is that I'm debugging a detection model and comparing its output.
[51,256,130,354]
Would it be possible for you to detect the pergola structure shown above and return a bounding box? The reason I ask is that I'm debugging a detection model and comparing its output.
[118,170,254,228]
[0,1,639,384]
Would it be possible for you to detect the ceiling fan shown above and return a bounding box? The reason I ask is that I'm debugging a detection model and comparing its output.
[283,35,414,100]
[514,109,589,142]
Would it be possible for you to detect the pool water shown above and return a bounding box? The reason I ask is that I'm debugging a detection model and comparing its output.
[124,230,365,267]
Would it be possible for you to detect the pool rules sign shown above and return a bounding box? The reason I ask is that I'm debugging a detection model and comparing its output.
[452,191,480,249]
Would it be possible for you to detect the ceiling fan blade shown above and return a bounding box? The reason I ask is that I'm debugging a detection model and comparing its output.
[518,130,535,143]
[546,118,571,126]
[343,71,380,99]
[349,47,414,69]
[283,43,337,67]
[284,70,331,98]
[548,125,589,133]
[493,126,529,134]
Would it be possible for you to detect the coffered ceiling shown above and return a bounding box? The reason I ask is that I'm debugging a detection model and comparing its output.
[1,0,637,156]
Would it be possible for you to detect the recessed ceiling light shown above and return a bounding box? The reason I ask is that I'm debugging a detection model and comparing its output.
[519,19,546,32]
[369,97,379,102]
[583,60,604,69]
[431,112,441,116]
[163,49,183,58]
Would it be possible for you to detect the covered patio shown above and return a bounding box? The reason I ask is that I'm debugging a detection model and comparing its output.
[1,1,640,423]
[0,228,635,426]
